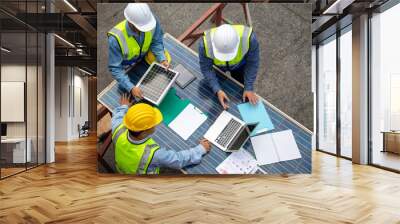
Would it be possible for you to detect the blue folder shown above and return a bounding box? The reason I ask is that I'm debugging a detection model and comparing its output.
[237,101,275,136]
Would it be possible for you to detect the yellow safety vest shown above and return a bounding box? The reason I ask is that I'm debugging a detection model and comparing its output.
[203,25,252,67]
[112,124,160,174]
[107,20,154,65]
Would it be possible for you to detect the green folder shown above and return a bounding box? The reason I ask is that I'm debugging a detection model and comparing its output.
[158,88,190,125]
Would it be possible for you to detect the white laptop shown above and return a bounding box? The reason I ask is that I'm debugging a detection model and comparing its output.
[204,111,257,152]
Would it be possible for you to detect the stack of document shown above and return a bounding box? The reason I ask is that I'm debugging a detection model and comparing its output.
[168,104,207,141]
[216,149,258,174]
[250,130,301,165]
[237,101,274,136]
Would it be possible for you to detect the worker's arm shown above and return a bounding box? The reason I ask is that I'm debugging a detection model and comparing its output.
[150,144,207,170]
[111,104,128,134]
[149,17,166,62]
[243,32,260,91]
[198,41,222,94]
[108,36,135,92]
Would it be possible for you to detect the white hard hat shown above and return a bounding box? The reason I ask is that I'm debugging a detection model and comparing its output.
[211,24,240,61]
[124,3,156,32]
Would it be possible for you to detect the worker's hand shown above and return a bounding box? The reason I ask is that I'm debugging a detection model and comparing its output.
[217,90,230,110]
[199,139,211,153]
[120,93,131,106]
[131,86,143,99]
[243,91,258,105]
[160,60,170,70]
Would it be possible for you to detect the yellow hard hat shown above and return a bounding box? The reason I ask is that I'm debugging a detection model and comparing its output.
[123,103,163,131]
[145,50,171,65]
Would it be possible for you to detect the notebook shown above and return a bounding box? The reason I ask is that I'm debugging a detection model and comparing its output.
[250,130,301,165]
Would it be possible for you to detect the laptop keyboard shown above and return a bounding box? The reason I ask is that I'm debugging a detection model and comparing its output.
[215,119,241,147]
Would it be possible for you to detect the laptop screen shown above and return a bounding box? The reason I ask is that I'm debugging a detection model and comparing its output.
[228,127,249,151]
[227,123,257,151]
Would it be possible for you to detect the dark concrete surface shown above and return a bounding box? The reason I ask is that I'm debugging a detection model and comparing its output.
[97,3,313,130]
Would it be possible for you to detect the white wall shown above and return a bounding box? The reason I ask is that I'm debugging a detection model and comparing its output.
[73,73,89,137]
[1,63,46,164]
[54,66,69,141]
[1,65,38,138]
[54,67,89,141]
[1,65,26,139]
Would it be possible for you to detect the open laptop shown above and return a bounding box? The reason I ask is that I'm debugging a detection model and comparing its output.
[204,111,257,152]
[136,62,180,105]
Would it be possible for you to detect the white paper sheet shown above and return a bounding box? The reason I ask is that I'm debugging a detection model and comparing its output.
[272,130,302,161]
[216,149,258,174]
[251,134,280,165]
[168,104,207,140]
[250,130,301,165]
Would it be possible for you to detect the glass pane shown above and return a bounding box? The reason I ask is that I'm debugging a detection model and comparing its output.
[340,29,352,158]
[27,31,38,169]
[26,0,40,169]
[318,36,337,154]
[371,3,400,171]
[38,32,46,165]
[1,30,27,177]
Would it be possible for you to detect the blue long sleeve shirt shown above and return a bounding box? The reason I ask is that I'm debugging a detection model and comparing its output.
[198,32,260,94]
[108,18,166,93]
[111,105,207,172]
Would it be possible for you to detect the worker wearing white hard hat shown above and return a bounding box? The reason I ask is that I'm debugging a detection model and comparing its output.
[108,3,171,99]
[199,24,260,109]
[124,3,156,32]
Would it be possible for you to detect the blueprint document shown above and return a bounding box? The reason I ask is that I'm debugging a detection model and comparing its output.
[216,149,259,174]
[237,101,274,136]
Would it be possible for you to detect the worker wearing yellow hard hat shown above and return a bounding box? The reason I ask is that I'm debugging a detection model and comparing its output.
[111,94,211,174]
[108,3,172,99]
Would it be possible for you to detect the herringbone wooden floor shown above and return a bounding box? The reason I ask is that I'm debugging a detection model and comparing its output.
[1,136,400,224]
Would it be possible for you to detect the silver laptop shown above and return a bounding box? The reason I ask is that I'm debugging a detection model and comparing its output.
[136,62,179,105]
[204,111,257,152]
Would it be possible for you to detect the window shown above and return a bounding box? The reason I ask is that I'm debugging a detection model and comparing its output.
[370,2,400,171]
[316,25,353,159]
[317,35,337,154]
[339,27,352,158]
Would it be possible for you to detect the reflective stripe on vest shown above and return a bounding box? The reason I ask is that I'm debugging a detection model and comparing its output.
[112,124,160,174]
[203,25,252,67]
[107,20,154,64]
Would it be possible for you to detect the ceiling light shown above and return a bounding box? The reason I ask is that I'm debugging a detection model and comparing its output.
[54,34,75,48]
[63,0,78,12]
[1,47,11,53]
[78,67,93,76]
